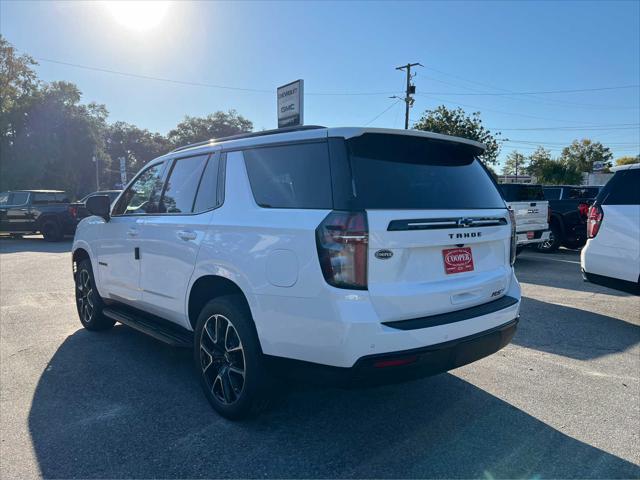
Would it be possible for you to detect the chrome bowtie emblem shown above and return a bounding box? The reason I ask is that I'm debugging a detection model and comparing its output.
[457,218,474,228]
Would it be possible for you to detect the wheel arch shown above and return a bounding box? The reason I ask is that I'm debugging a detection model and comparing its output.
[187,275,254,331]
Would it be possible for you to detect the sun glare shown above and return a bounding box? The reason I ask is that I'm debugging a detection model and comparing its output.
[104,1,170,32]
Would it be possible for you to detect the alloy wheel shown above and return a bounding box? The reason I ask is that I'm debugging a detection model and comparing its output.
[200,314,246,405]
[76,269,94,323]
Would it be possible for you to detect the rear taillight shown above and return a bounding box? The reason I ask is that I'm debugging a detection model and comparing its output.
[316,211,368,290]
[508,208,517,265]
[587,205,603,238]
[68,205,78,219]
[578,202,590,220]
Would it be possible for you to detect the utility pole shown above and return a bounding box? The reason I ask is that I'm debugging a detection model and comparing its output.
[395,62,422,129]
[92,155,100,190]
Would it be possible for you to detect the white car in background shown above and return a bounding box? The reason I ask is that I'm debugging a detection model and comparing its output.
[581,163,640,294]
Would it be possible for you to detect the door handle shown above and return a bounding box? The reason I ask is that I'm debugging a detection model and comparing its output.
[177,230,197,241]
[126,228,139,237]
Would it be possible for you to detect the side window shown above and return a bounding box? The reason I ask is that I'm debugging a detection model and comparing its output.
[243,142,332,209]
[33,193,55,204]
[193,154,222,213]
[543,188,561,200]
[160,154,209,214]
[10,192,30,205]
[602,170,640,205]
[113,162,166,215]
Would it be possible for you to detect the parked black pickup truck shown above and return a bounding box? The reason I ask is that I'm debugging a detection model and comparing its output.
[0,190,77,241]
[537,185,601,252]
[68,190,121,222]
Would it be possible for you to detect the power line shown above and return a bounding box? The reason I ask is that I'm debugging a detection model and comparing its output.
[365,99,402,126]
[416,85,640,96]
[493,123,640,131]
[34,57,400,96]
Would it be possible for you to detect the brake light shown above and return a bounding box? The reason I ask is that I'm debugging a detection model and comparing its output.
[68,205,78,219]
[508,208,517,265]
[316,211,368,290]
[578,202,590,220]
[587,205,603,238]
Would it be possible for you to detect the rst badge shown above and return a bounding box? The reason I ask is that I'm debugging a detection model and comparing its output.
[442,247,475,274]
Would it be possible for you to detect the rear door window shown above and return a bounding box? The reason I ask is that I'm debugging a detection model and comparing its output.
[345,134,505,210]
[160,154,209,214]
[599,169,640,206]
[33,193,56,204]
[193,154,222,213]
[567,187,599,199]
[243,142,332,209]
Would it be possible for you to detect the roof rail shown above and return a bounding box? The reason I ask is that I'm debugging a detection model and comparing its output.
[170,125,326,153]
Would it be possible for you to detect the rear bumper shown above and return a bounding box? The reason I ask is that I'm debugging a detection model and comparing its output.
[516,229,550,246]
[265,318,518,386]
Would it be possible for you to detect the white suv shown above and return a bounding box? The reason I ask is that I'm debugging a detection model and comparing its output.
[581,163,640,294]
[72,126,522,419]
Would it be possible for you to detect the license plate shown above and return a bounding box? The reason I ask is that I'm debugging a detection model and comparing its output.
[442,247,474,274]
[527,231,535,239]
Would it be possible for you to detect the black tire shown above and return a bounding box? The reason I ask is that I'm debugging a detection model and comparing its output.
[536,222,562,253]
[563,238,586,250]
[75,259,115,331]
[194,295,272,420]
[41,220,62,242]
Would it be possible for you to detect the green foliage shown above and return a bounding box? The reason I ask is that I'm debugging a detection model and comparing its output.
[615,155,640,166]
[526,146,581,185]
[502,151,526,176]
[560,139,613,173]
[412,106,502,165]
[167,111,253,147]
[0,37,254,197]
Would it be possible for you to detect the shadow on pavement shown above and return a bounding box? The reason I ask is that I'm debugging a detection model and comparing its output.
[0,236,72,254]
[513,297,640,360]
[29,326,639,479]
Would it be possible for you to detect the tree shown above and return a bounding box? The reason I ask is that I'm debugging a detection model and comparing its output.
[412,106,503,165]
[526,146,552,176]
[502,151,526,177]
[167,110,253,147]
[615,155,639,166]
[104,122,171,187]
[560,139,613,173]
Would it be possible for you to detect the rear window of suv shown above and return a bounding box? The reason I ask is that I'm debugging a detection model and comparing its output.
[345,134,505,210]
[597,168,640,205]
[500,184,545,202]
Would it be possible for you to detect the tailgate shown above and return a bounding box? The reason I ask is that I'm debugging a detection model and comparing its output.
[509,201,548,232]
[367,209,512,323]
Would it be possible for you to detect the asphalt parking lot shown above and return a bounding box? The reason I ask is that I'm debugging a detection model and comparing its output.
[0,236,638,479]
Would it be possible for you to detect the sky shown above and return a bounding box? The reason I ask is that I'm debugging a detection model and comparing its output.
[1,0,639,167]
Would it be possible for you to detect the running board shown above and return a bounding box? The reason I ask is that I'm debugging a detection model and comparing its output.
[103,307,193,348]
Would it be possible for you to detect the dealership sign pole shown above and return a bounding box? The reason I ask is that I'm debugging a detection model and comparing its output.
[277,79,304,128]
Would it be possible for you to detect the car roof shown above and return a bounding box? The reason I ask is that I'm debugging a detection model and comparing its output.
[168,126,487,158]
[610,163,640,172]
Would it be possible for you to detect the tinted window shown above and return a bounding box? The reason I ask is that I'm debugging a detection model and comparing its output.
[346,134,505,209]
[160,154,209,213]
[8,192,29,205]
[567,187,599,199]
[599,169,640,205]
[0,192,9,205]
[114,162,165,215]
[543,187,561,200]
[244,143,332,209]
[500,184,545,202]
[33,193,56,204]
[193,154,221,213]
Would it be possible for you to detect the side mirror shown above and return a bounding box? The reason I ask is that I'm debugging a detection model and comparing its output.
[86,195,111,221]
